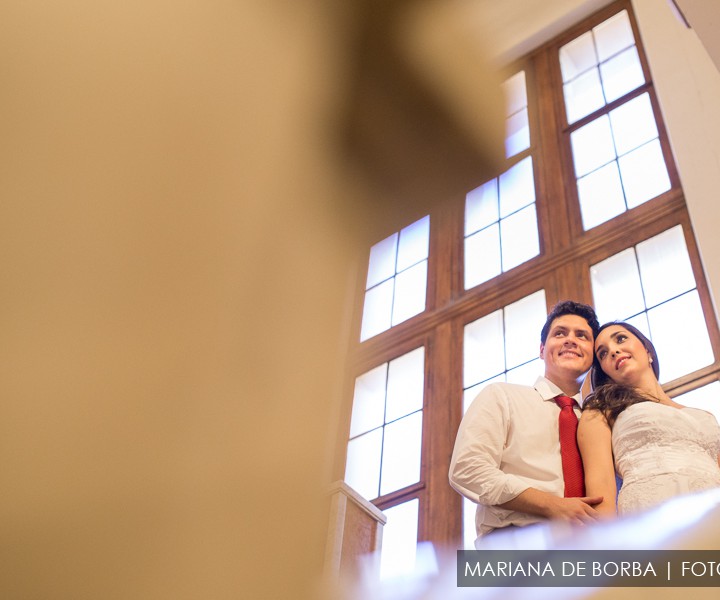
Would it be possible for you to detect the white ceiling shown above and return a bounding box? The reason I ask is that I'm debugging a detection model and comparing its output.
[471,0,616,64]
[472,0,720,73]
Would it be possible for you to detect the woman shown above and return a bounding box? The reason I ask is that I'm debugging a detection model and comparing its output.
[577,321,720,516]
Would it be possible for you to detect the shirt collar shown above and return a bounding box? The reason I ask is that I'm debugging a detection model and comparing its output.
[533,376,584,406]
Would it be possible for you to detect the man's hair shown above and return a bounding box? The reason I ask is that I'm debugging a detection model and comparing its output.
[539,300,600,344]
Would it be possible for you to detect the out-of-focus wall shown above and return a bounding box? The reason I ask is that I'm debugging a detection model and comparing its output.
[0,2,502,598]
[0,2,357,598]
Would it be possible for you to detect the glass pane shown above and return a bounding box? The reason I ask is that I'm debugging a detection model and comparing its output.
[463,374,505,414]
[380,411,423,495]
[505,108,530,158]
[610,93,658,156]
[647,292,713,383]
[559,32,598,82]
[465,179,498,235]
[506,358,544,385]
[502,70,527,116]
[464,310,505,388]
[464,225,501,289]
[600,46,644,103]
[577,162,625,230]
[349,363,387,438]
[379,500,419,581]
[397,216,430,272]
[499,156,535,217]
[618,139,671,208]
[386,347,425,422]
[345,428,382,500]
[361,279,394,341]
[564,67,605,124]
[504,289,547,369]
[594,10,634,62]
[636,226,696,307]
[677,382,720,425]
[591,248,645,323]
[463,497,477,549]
[571,114,616,178]
[625,312,651,339]
[367,233,398,288]
[501,204,540,271]
[391,261,427,326]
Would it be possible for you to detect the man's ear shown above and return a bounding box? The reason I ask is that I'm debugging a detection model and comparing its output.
[539,342,545,360]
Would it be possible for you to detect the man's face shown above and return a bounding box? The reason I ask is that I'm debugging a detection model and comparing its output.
[540,314,594,385]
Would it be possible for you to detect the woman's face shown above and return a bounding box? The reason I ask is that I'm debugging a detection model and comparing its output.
[594,325,653,385]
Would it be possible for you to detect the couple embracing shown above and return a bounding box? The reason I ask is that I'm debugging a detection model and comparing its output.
[449,300,720,544]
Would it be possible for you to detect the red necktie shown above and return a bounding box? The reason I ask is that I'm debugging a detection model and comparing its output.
[554,395,585,497]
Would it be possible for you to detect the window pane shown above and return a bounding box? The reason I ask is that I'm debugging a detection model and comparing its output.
[571,114,616,178]
[397,216,430,272]
[345,429,382,500]
[594,10,634,62]
[618,139,671,208]
[500,204,539,271]
[367,233,398,288]
[380,411,423,495]
[504,290,547,369]
[677,382,720,425]
[463,497,477,549]
[463,375,505,414]
[564,67,605,124]
[380,500,419,581]
[559,31,597,82]
[499,156,535,217]
[610,93,658,156]
[647,292,713,383]
[391,261,427,326]
[577,162,625,230]
[506,108,530,158]
[599,46,644,103]
[465,180,498,235]
[506,358,543,385]
[349,363,387,437]
[502,70,527,116]
[591,248,645,322]
[361,279,394,341]
[386,347,425,422]
[636,225,695,307]
[464,309,505,388]
[625,312,651,339]
[464,225,501,289]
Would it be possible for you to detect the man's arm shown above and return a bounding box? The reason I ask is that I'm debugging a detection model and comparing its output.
[499,488,603,524]
[450,384,602,523]
[449,385,529,506]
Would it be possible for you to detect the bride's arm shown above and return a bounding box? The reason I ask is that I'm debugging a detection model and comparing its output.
[578,409,617,517]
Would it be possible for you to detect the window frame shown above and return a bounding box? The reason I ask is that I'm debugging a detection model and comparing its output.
[336,0,720,551]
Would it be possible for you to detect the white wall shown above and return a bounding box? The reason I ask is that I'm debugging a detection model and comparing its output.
[633,0,720,320]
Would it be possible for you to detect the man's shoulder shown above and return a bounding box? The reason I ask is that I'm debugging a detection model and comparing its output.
[475,381,539,401]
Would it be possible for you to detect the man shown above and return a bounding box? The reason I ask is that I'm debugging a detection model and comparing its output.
[449,300,602,543]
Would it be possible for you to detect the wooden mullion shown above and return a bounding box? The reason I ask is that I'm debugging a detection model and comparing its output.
[419,320,462,547]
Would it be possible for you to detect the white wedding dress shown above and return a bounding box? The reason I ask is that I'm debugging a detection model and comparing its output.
[612,401,720,514]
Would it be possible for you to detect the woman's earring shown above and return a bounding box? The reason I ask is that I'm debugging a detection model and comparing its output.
[649,357,653,363]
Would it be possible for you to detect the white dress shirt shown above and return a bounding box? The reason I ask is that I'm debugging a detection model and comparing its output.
[449,376,583,541]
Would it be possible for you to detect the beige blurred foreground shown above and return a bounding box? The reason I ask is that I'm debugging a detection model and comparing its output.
[0,2,502,598]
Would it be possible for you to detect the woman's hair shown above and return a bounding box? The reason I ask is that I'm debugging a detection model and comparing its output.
[583,321,661,427]
[582,383,658,427]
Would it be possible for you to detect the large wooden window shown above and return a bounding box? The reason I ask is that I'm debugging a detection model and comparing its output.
[337,0,720,573]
